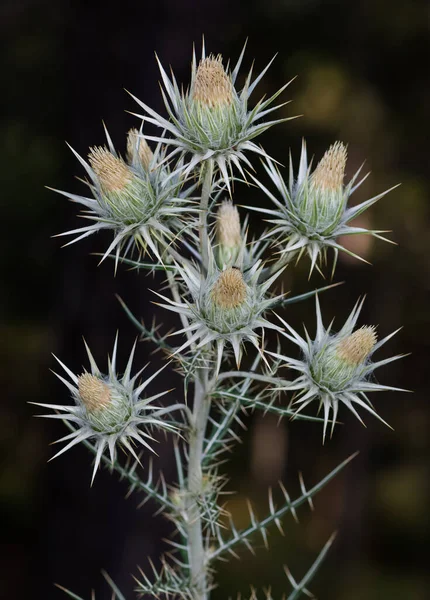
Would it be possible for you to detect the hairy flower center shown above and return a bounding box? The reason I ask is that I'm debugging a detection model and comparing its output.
[127,129,153,171]
[217,200,241,248]
[88,147,132,192]
[311,141,347,191]
[78,373,111,412]
[192,55,233,108]
[336,326,377,365]
[211,268,247,309]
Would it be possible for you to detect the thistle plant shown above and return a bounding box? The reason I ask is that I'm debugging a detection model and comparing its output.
[42,42,405,600]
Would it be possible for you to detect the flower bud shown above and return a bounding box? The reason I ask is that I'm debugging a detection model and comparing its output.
[311,325,377,394]
[192,55,233,108]
[311,142,347,193]
[158,245,284,372]
[78,373,111,412]
[88,146,132,193]
[270,297,402,442]
[336,326,377,366]
[87,144,161,229]
[216,201,242,267]
[78,372,131,433]
[299,141,348,232]
[127,128,153,171]
[211,267,247,310]
[39,338,177,483]
[253,138,396,274]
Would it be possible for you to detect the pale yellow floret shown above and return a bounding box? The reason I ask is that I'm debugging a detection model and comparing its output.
[126,129,153,171]
[193,54,233,108]
[312,141,347,191]
[217,200,241,248]
[337,326,377,365]
[211,267,247,309]
[88,146,132,192]
[78,373,111,413]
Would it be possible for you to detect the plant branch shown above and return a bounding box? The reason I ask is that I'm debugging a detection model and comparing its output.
[215,371,284,386]
[210,453,357,561]
[185,369,211,599]
[199,160,214,272]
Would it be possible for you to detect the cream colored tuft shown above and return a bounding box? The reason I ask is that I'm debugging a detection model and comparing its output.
[312,142,347,191]
[217,200,241,248]
[126,129,153,171]
[88,146,132,192]
[78,373,111,412]
[337,326,377,365]
[211,268,247,309]
[193,54,233,108]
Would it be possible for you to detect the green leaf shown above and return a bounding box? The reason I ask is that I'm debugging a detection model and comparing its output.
[94,253,177,271]
[211,390,326,423]
[116,295,175,354]
[82,437,176,511]
[273,281,344,309]
[286,532,337,599]
[210,453,357,561]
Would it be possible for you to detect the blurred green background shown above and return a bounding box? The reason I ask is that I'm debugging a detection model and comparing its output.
[1,0,429,598]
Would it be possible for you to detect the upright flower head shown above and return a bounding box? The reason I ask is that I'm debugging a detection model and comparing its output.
[126,128,154,171]
[216,200,242,268]
[33,338,178,483]
[250,140,398,275]
[51,126,195,267]
[268,297,406,441]
[192,55,233,108]
[130,43,294,188]
[154,243,285,374]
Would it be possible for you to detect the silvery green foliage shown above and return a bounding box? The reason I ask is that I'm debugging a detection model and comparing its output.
[43,42,405,600]
[249,140,398,274]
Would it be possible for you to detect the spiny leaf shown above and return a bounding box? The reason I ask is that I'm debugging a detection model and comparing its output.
[211,390,326,423]
[210,453,357,560]
[286,532,337,599]
[272,281,344,308]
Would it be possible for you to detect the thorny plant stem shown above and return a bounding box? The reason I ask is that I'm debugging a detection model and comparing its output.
[199,160,214,272]
[186,370,211,599]
[185,161,214,599]
[166,267,196,351]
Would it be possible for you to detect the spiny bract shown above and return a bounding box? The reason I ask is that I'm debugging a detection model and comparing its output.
[249,140,398,275]
[33,337,179,483]
[51,126,195,267]
[268,296,406,441]
[129,43,294,190]
[154,241,285,374]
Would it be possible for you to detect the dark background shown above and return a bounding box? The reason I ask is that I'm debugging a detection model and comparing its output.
[1,0,429,598]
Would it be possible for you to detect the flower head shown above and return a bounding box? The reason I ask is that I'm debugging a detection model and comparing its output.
[216,200,242,268]
[192,55,233,108]
[33,338,178,483]
[130,44,294,189]
[52,126,195,267]
[155,243,285,374]
[250,140,398,275]
[269,297,406,441]
[89,146,133,191]
[126,128,154,171]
